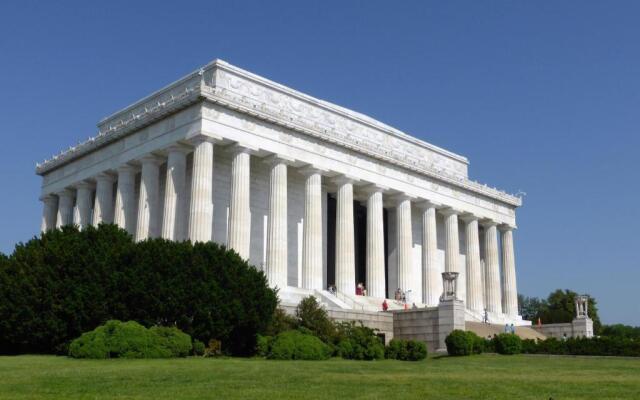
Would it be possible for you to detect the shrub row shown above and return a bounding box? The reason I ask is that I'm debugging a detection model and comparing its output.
[522,336,640,357]
[69,320,193,359]
[445,330,522,356]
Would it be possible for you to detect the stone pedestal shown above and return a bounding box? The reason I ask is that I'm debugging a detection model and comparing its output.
[571,317,594,338]
[436,299,466,353]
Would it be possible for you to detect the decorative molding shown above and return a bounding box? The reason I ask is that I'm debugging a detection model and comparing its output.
[35,59,522,207]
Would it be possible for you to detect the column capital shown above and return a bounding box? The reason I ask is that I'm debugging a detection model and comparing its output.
[439,207,462,217]
[228,142,259,155]
[416,199,441,210]
[95,172,116,183]
[39,194,57,203]
[331,174,359,185]
[360,183,388,196]
[164,144,192,155]
[56,188,75,198]
[459,212,479,223]
[117,164,138,174]
[138,154,164,166]
[73,181,95,190]
[262,153,295,166]
[186,133,222,145]
[480,219,498,228]
[389,193,415,206]
[299,164,328,177]
[499,223,516,232]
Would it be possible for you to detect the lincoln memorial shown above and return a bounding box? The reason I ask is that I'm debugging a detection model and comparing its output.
[36,59,525,328]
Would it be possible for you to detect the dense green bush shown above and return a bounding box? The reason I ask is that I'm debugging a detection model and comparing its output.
[295,297,338,345]
[256,334,273,357]
[336,323,384,360]
[268,330,331,360]
[521,336,640,357]
[192,340,205,356]
[385,339,427,361]
[445,330,478,356]
[494,333,522,355]
[0,225,277,356]
[68,320,192,359]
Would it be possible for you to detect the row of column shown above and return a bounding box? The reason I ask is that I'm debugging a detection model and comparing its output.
[40,138,518,317]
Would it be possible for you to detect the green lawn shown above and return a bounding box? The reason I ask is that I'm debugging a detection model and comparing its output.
[0,354,639,399]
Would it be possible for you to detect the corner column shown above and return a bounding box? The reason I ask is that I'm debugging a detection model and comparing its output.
[228,145,253,259]
[113,165,137,235]
[265,155,289,289]
[93,173,115,225]
[135,155,162,241]
[188,138,215,243]
[462,214,483,312]
[364,185,386,298]
[56,190,75,228]
[301,167,324,291]
[161,146,189,241]
[40,195,58,232]
[334,176,356,295]
[482,220,502,314]
[419,201,440,306]
[500,225,518,316]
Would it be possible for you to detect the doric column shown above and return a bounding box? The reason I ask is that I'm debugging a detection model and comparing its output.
[75,182,94,230]
[301,167,324,291]
[93,173,115,225]
[462,214,483,312]
[482,220,502,313]
[113,165,137,235]
[395,195,414,298]
[228,146,252,259]
[265,156,289,289]
[418,201,440,306]
[364,185,386,298]
[188,138,215,243]
[56,189,75,228]
[500,225,518,316]
[161,145,189,241]
[135,155,162,241]
[40,195,58,232]
[441,209,460,298]
[334,176,356,295]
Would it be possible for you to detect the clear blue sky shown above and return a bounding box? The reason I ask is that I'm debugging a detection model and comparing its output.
[1,1,638,325]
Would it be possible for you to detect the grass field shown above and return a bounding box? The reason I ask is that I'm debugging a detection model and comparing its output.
[1,354,639,399]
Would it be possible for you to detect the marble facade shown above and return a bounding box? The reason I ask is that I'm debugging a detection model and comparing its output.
[36,59,525,324]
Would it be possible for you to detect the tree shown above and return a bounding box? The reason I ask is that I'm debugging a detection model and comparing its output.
[0,224,277,356]
[518,294,546,322]
[536,289,602,334]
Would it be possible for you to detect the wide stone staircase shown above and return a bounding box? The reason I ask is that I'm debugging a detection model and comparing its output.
[466,321,546,340]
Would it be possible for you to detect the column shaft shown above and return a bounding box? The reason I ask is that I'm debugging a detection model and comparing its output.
[228,149,251,258]
[93,174,115,225]
[483,222,502,313]
[464,217,483,312]
[443,211,460,298]
[75,183,94,230]
[135,157,161,241]
[421,204,440,306]
[56,190,75,228]
[302,171,323,290]
[335,180,355,295]
[266,160,288,288]
[188,140,214,242]
[501,227,518,316]
[40,195,58,232]
[396,197,413,297]
[366,189,385,298]
[113,166,137,235]
[161,147,188,241]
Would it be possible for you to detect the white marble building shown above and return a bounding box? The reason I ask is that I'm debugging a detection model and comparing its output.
[36,60,525,325]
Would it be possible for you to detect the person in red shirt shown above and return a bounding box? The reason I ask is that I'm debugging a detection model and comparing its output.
[382,299,388,311]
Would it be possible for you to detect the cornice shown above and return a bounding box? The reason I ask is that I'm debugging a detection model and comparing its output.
[35,59,522,207]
